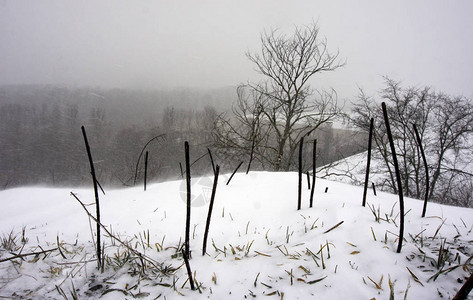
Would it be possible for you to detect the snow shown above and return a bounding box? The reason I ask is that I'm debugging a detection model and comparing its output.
[0,171,472,299]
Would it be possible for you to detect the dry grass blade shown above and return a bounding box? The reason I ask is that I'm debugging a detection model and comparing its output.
[255,251,271,257]
[428,265,462,282]
[299,265,310,274]
[367,275,382,290]
[324,221,344,234]
[0,247,57,263]
[254,272,260,287]
[388,275,395,300]
[307,276,327,284]
[276,245,288,256]
[406,267,424,286]
[371,227,377,241]
[432,219,446,240]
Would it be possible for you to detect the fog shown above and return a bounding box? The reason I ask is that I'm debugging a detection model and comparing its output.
[1,0,473,99]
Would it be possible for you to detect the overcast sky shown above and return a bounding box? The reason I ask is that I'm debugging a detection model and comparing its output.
[1,0,472,100]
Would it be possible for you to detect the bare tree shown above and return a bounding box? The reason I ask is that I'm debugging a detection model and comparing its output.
[352,77,473,207]
[214,23,344,171]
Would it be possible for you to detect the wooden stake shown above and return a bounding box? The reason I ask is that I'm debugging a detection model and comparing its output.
[226,161,243,185]
[207,148,216,175]
[144,151,148,191]
[184,141,191,258]
[182,249,195,290]
[298,137,303,210]
[414,124,430,218]
[133,134,165,186]
[202,165,220,255]
[382,102,405,253]
[452,271,473,300]
[372,182,377,196]
[362,118,374,207]
[247,135,256,174]
[310,139,316,208]
[81,125,101,269]
[306,172,311,190]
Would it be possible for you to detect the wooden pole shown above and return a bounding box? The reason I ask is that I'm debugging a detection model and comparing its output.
[452,272,473,300]
[226,161,243,185]
[247,136,256,174]
[133,134,165,186]
[306,172,311,190]
[362,118,374,207]
[144,151,148,191]
[81,126,101,269]
[382,102,405,253]
[207,148,216,175]
[202,165,220,255]
[372,182,377,196]
[413,124,430,217]
[184,141,191,258]
[298,137,304,210]
[247,114,259,174]
[310,139,316,208]
[181,249,195,290]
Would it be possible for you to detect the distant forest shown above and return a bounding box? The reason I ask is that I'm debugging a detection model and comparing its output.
[0,85,366,188]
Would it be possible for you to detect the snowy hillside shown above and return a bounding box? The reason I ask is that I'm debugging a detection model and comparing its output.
[318,152,385,186]
[0,172,472,299]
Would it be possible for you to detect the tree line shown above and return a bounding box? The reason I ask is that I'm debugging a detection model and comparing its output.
[0,84,365,189]
[0,85,231,187]
[4,22,469,210]
[351,78,473,207]
[212,22,473,208]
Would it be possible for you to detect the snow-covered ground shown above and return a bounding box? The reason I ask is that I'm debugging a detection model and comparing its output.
[0,171,472,299]
[318,151,384,186]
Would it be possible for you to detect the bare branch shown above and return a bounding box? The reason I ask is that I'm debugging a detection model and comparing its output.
[214,23,344,171]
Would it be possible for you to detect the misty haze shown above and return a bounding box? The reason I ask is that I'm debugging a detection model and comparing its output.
[1,1,473,299]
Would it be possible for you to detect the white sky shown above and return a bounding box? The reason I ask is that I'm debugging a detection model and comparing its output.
[1,0,472,100]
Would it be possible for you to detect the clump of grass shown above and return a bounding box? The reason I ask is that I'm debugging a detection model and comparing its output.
[368,204,381,223]
[436,238,449,270]
[56,281,79,300]
[404,215,473,292]
[245,240,255,257]
[105,248,132,271]
[1,226,28,252]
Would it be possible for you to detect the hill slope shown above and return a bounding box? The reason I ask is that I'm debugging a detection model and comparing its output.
[0,172,472,299]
